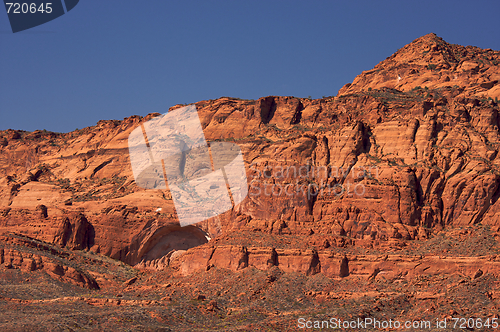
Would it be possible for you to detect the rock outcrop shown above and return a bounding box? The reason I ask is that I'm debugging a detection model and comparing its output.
[338,33,500,100]
[0,235,99,289]
[52,213,94,250]
[0,33,500,330]
[0,33,499,276]
[171,243,500,281]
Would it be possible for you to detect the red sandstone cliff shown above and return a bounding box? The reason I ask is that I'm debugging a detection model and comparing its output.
[0,33,499,277]
[1,32,500,330]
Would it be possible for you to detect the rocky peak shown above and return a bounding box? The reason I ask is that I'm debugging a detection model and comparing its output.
[338,33,500,98]
[386,33,457,68]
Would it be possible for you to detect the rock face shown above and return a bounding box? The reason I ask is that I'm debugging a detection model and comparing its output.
[0,33,499,278]
[169,243,500,280]
[52,213,94,250]
[0,235,99,289]
[0,34,500,330]
[338,33,500,100]
[126,221,209,268]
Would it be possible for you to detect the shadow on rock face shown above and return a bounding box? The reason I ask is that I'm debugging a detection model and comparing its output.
[124,220,209,267]
[140,226,208,262]
[52,213,95,251]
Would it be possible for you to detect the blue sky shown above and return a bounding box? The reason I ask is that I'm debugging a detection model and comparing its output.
[1,0,500,133]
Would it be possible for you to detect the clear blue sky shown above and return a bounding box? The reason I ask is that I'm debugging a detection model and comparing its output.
[1,0,500,133]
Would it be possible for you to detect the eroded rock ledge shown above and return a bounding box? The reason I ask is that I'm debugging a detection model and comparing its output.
[165,244,500,281]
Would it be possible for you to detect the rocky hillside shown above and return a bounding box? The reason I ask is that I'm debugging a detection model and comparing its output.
[339,33,500,99]
[0,33,499,330]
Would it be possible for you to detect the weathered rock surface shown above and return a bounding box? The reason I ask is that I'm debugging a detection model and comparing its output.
[169,243,500,280]
[52,213,94,250]
[338,33,500,100]
[0,235,99,289]
[0,33,499,279]
[0,32,499,332]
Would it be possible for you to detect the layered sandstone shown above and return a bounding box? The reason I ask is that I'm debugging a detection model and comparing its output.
[0,33,499,276]
[0,33,499,331]
[338,33,500,100]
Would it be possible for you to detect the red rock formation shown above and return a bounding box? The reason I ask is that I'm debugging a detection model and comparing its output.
[52,213,94,250]
[338,33,500,100]
[170,242,500,282]
[0,235,99,289]
[0,33,498,278]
